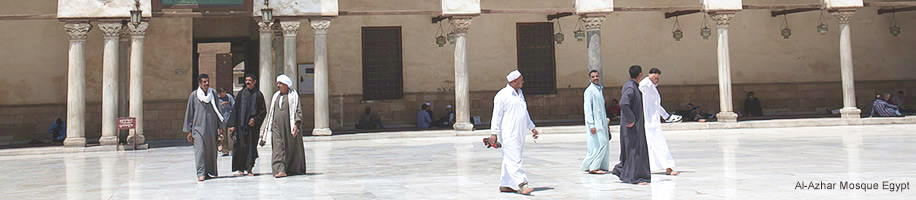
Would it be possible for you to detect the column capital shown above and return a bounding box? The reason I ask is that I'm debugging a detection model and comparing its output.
[710,12,735,28]
[280,20,301,37]
[272,22,284,39]
[830,9,856,24]
[64,23,92,41]
[119,25,131,41]
[257,21,274,33]
[581,16,606,31]
[99,23,123,40]
[128,22,149,38]
[450,17,472,34]
[309,18,332,35]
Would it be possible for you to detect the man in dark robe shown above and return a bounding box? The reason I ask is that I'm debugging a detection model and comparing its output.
[743,92,763,116]
[610,65,651,185]
[228,74,267,176]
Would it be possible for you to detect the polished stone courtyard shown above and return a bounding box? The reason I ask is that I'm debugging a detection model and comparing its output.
[2,124,914,199]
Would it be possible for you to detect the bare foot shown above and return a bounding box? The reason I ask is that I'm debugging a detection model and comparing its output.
[239,171,246,176]
[198,176,205,182]
[637,182,649,185]
[247,173,255,177]
[274,172,287,178]
[666,168,680,176]
[518,183,533,195]
[588,170,607,174]
[499,187,517,193]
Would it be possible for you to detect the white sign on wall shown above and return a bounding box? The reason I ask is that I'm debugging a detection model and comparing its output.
[441,0,480,16]
[701,0,743,11]
[298,63,314,94]
[575,0,613,14]
[253,0,339,17]
[58,0,152,19]
[821,0,863,9]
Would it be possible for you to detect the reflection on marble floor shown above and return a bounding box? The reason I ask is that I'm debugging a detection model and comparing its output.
[2,125,914,199]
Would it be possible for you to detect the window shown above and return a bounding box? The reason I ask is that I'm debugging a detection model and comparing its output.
[362,27,404,100]
[516,23,557,95]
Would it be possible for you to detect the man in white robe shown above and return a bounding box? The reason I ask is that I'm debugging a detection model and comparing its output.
[487,70,540,195]
[639,68,681,176]
[580,70,611,174]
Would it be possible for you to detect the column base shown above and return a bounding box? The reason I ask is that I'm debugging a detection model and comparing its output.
[312,128,333,136]
[716,112,738,123]
[453,122,474,131]
[127,135,146,145]
[99,136,119,146]
[63,137,86,147]
[840,107,861,119]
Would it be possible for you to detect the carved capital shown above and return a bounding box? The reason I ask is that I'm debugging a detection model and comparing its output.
[257,21,274,33]
[119,25,130,41]
[581,16,606,31]
[128,22,149,38]
[310,18,331,35]
[64,23,92,41]
[280,21,300,37]
[450,18,472,34]
[99,23,124,40]
[710,13,735,28]
[831,10,856,24]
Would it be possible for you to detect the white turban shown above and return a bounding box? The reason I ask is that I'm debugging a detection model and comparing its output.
[506,70,521,82]
[277,74,293,88]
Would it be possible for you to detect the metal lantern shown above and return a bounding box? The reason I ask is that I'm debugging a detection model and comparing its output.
[816,10,828,34]
[436,36,447,47]
[261,0,273,23]
[889,12,901,37]
[781,27,792,39]
[672,17,683,41]
[781,14,791,39]
[890,25,901,37]
[447,31,457,44]
[574,29,585,41]
[700,27,711,39]
[130,0,142,24]
[817,23,829,34]
[673,29,683,41]
[435,21,447,47]
[700,13,711,39]
[553,19,564,44]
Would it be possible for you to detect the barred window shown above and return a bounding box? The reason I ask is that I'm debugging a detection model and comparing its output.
[361,27,404,100]
[516,23,557,95]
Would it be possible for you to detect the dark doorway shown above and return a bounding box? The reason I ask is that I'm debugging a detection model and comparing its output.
[361,27,404,100]
[516,23,557,95]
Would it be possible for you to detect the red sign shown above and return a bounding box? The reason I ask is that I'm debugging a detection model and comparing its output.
[118,118,136,130]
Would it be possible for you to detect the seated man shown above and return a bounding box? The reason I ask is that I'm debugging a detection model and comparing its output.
[436,105,456,128]
[416,104,432,128]
[356,106,384,129]
[606,99,620,121]
[871,93,902,117]
[47,118,66,145]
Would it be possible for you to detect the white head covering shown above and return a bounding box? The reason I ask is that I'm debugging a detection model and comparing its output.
[425,101,431,106]
[277,74,293,88]
[446,104,453,109]
[506,70,521,82]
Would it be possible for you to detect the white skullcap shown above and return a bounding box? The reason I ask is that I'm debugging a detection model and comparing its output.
[446,105,453,108]
[425,101,431,106]
[277,74,293,88]
[506,70,521,82]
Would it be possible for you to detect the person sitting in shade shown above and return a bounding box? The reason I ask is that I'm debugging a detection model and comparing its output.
[870,93,903,117]
[356,106,384,129]
[416,104,432,128]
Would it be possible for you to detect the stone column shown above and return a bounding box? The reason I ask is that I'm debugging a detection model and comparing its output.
[273,22,285,78]
[311,18,333,136]
[118,26,131,142]
[99,22,123,146]
[582,16,606,85]
[258,21,275,105]
[128,22,148,144]
[451,17,474,131]
[711,12,738,123]
[280,20,300,81]
[63,22,91,147]
[833,10,861,119]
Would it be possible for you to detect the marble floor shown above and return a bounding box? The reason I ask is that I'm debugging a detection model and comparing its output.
[1,125,914,200]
